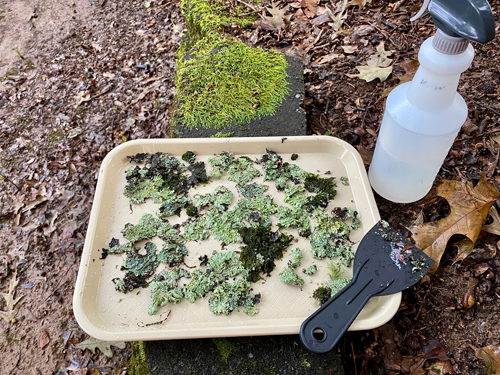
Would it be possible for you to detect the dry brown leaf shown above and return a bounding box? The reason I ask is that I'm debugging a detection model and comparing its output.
[21,195,48,213]
[347,65,392,82]
[341,45,358,54]
[400,59,420,74]
[475,345,500,375]
[482,205,500,235]
[349,24,374,41]
[411,175,500,273]
[346,0,373,9]
[315,53,341,65]
[367,42,394,68]
[264,2,289,29]
[301,0,320,18]
[453,238,475,264]
[0,269,24,323]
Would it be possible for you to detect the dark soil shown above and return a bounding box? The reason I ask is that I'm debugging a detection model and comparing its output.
[1,0,499,374]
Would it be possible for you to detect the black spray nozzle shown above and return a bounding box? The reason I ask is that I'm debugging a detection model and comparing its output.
[429,0,495,44]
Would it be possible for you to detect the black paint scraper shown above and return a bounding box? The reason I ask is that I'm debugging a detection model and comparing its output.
[300,220,434,354]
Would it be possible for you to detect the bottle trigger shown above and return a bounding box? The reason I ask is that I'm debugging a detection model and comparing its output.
[410,0,431,22]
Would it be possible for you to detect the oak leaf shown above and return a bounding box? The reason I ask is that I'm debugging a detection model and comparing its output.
[347,65,392,82]
[76,337,126,358]
[0,269,24,323]
[264,2,289,29]
[410,175,499,273]
[301,0,320,18]
[367,42,394,68]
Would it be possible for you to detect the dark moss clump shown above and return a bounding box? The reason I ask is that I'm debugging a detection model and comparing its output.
[181,150,196,164]
[304,192,330,212]
[291,153,298,161]
[239,227,294,282]
[185,205,198,217]
[312,286,331,305]
[127,153,149,164]
[304,175,337,199]
[186,161,208,186]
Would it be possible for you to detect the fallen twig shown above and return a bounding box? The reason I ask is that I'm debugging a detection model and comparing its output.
[137,310,171,327]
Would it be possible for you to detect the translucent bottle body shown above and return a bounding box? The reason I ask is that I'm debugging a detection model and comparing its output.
[368,36,474,203]
[369,83,467,202]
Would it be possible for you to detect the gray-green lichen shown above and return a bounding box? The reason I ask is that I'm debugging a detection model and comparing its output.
[209,279,259,315]
[303,265,317,275]
[157,242,188,266]
[260,149,309,191]
[238,182,268,199]
[184,251,244,303]
[158,193,192,217]
[280,248,304,288]
[208,152,260,185]
[279,265,304,288]
[149,268,190,315]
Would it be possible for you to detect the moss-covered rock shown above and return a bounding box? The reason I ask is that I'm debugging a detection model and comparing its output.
[173,0,289,131]
[130,341,152,375]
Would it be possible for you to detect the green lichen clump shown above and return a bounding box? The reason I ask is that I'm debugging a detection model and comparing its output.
[113,242,159,293]
[174,33,289,129]
[303,265,317,275]
[280,248,304,288]
[260,149,309,191]
[209,279,259,316]
[208,152,260,185]
[148,268,189,315]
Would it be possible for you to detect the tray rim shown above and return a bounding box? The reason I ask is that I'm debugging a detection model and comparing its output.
[73,135,401,341]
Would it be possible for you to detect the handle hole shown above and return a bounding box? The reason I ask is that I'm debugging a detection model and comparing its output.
[313,328,326,342]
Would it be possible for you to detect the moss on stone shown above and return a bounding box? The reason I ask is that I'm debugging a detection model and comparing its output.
[175,34,289,130]
[130,342,151,374]
[130,341,152,375]
[213,338,240,365]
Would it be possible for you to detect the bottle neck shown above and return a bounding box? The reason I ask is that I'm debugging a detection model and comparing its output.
[406,36,474,111]
[406,66,461,111]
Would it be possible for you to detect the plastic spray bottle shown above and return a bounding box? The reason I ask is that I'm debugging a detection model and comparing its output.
[368,0,496,203]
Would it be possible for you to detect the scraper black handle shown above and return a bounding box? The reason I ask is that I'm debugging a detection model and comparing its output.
[300,258,393,354]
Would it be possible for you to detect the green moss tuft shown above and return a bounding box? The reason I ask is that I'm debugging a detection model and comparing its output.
[130,341,152,375]
[213,338,240,365]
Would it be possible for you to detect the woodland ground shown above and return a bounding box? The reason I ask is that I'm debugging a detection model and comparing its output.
[0,0,499,374]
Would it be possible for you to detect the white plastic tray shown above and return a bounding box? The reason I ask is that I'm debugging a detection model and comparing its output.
[73,136,401,341]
